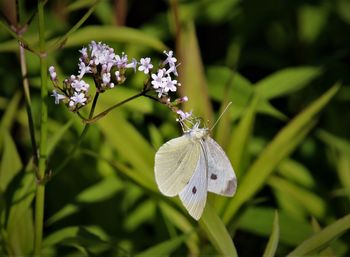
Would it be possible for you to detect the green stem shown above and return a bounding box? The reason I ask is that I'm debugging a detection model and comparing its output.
[34,1,47,256]
[47,0,100,52]
[0,20,39,55]
[19,44,39,170]
[83,90,147,124]
[53,92,99,176]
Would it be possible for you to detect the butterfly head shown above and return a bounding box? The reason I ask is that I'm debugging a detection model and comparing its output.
[183,120,208,140]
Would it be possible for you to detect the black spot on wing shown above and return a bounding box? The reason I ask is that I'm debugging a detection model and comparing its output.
[222,178,237,196]
[192,186,197,194]
[210,173,217,180]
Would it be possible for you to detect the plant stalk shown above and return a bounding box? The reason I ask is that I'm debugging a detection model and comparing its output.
[34,0,48,256]
[53,92,100,176]
[19,44,39,169]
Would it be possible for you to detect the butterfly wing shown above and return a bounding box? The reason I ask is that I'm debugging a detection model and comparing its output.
[179,149,208,220]
[155,134,201,197]
[205,137,237,196]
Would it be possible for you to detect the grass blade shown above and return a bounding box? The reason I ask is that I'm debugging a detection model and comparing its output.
[268,176,326,218]
[223,84,340,223]
[238,207,313,246]
[255,67,321,99]
[0,131,23,191]
[227,94,259,177]
[287,214,350,256]
[200,203,238,257]
[47,177,123,225]
[178,21,213,122]
[135,234,189,257]
[262,211,279,257]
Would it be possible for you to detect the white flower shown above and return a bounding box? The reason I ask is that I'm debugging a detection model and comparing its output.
[155,88,166,98]
[115,71,122,81]
[79,47,88,59]
[102,72,111,84]
[151,69,166,89]
[89,41,116,67]
[49,66,57,81]
[163,75,177,93]
[71,79,89,92]
[69,92,87,107]
[176,110,192,121]
[126,58,138,72]
[138,57,153,74]
[78,61,91,79]
[165,63,179,76]
[51,90,66,104]
[163,50,177,66]
[115,52,128,68]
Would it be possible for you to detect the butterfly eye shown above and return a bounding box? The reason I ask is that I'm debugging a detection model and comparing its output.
[192,186,197,194]
[210,174,217,180]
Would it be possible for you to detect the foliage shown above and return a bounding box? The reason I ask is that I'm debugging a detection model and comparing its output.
[0,0,350,256]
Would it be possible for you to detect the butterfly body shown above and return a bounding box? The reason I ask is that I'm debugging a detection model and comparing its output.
[154,123,237,220]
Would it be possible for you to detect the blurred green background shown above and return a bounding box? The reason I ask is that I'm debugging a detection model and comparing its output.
[0,0,350,256]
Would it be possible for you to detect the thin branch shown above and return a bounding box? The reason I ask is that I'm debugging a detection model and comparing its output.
[47,0,100,52]
[52,92,100,177]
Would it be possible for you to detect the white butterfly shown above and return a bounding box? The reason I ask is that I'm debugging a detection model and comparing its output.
[154,120,237,220]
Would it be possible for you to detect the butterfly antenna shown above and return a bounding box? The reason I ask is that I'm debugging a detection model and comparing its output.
[210,102,232,130]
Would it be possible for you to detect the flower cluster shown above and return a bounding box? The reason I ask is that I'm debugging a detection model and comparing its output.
[151,50,180,98]
[49,66,90,111]
[49,41,190,121]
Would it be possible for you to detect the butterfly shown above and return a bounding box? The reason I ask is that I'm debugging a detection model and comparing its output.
[154,119,237,220]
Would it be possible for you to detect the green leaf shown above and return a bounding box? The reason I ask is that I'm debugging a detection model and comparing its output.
[135,233,189,257]
[50,25,168,52]
[6,171,35,255]
[47,119,74,155]
[57,227,112,256]
[159,202,199,255]
[287,214,350,256]
[317,130,350,155]
[273,184,308,220]
[124,200,156,231]
[47,177,123,224]
[82,149,157,192]
[298,5,328,43]
[43,226,80,248]
[336,154,350,200]
[310,218,336,257]
[317,131,350,199]
[0,131,23,191]
[277,159,315,188]
[179,21,213,122]
[0,25,168,53]
[262,211,279,257]
[200,203,238,257]
[0,91,21,147]
[97,111,155,178]
[238,207,313,246]
[148,124,163,150]
[207,66,287,121]
[227,95,259,177]
[223,84,340,223]
[43,226,109,249]
[268,176,326,218]
[207,66,253,105]
[255,67,321,99]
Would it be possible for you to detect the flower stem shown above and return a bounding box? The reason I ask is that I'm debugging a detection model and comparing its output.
[83,91,146,124]
[34,0,48,256]
[53,92,100,176]
[19,44,39,170]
